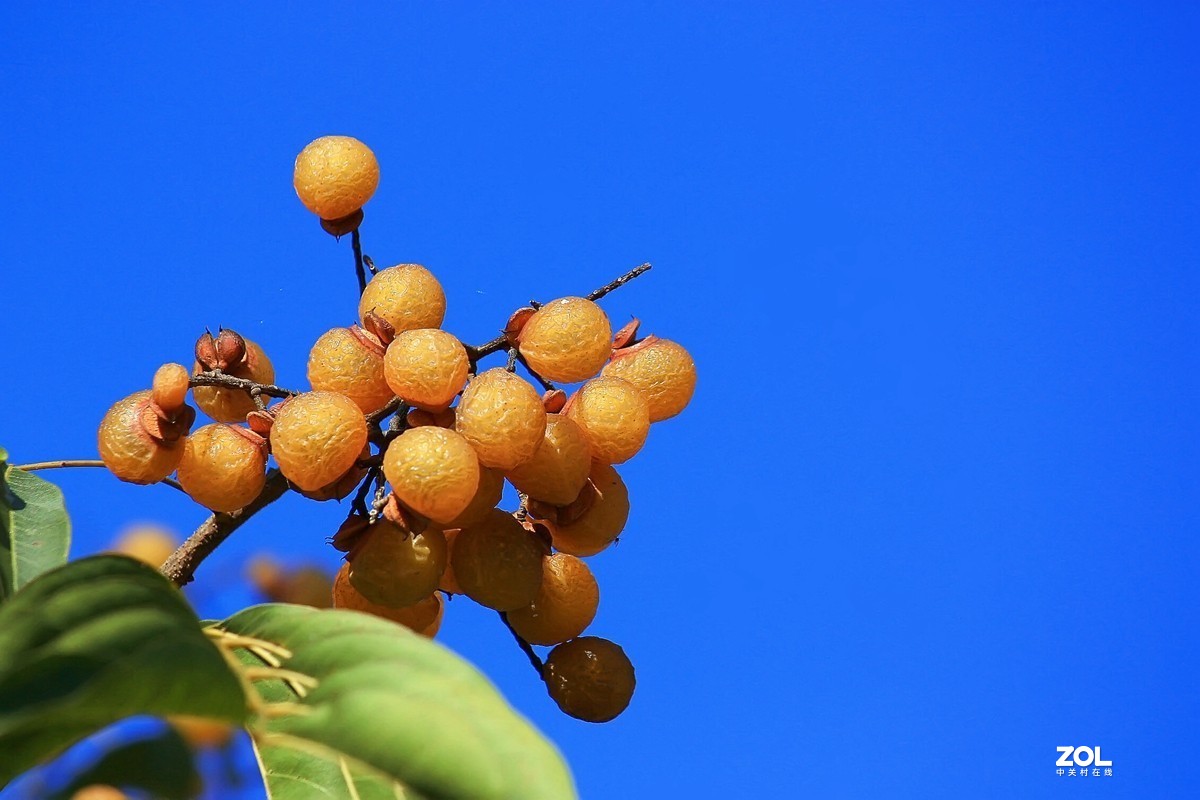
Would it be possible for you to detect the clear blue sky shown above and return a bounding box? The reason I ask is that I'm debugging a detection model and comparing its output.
[1,3,1196,798]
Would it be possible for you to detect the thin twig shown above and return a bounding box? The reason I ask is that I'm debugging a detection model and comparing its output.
[13,459,187,494]
[189,372,298,399]
[161,469,291,587]
[363,254,378,276]
[515,352,557,392]
[586,262,652,301]
[352,229,367,295]
[500,611,545,679]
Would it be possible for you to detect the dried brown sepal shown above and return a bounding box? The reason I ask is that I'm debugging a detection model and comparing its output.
[381,493,430,535]
[504,306,538,345]
[542,389,567,414]
[151,363,191,414]
[348,322,388,355]
[215,328,247,370]
[194,331,219,371]
[361,312,395,346]
[406,407,456,429]
[526,478,600,528]
[319,208,364,238]
[137,401,194,444]
[230,425,269,457]
[331,514,372,553]
[297,443,370,501]
[246,409,275,438]
[611,318,642,350]
[520,516,556,551]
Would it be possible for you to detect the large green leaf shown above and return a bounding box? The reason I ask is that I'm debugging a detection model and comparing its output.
[215,604,576,800]
[0,447,72,601]
[0,556,247,785]
[49,725,200,800]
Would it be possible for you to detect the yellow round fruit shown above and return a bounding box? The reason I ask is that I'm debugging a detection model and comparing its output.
[564,377,649,464]
[548,462,630,557]
[505,414,591,505]
[193,339,274,423]
[443,467,505,529]
[602,337,696,422]
[344,522,447,608]
[98,390,185,484]
[334,563,444,637]
[452,509,545,611]
[307,326,394,414]
[383,427,481,524]
[293,135,379,220]
[544,636,635,722]
[269,392,368,492]
[455,368,546,470]
[110,524,178,567]
[176,424,266,512]
[359,264,446,334]
[517,297,612,383]
[507,554,599,646]
[383,328,469,411]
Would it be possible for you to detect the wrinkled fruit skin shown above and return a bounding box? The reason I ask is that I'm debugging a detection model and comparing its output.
[177,424,267,512]
[359,264,446,334]
[293,135,379,220]
[270,391,368,491]
[565,376,650,464]
[547,462,630,557]
[443,466,505,529]
[152,362,191,413]
[543,636,636,723]
[193,339,274,423]
[517,297,612,383]
[307,326,394,414]
[346,521,447,608]
[98,390,185,484]
[602,336,697,422]
[383,426,481,524]
[111,525,177,567]
[505,414,592,506]
[334,562,443,637]
[452,509,545,610]
[455,368,546,470]
[508,553,599,646]
[383,328,469,411]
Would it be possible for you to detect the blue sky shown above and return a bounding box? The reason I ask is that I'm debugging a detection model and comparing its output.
[1,3,1197,797]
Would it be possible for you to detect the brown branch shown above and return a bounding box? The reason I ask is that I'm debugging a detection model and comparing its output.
[586,262,651,301]
[161,469,290,587]
[189,372,298,399]
[352,228,367,295]
[13,459,187,494]
[500,611,546,680]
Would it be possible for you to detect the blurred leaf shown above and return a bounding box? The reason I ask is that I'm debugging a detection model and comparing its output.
[50,725,200,800]
[216,604,576,800]
[0,556,247,785]
[0,448,72,602]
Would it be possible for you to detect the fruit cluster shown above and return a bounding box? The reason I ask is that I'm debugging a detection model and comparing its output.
[97,135,696,723]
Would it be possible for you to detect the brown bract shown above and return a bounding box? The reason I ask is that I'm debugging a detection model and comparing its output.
[269,391,368,491]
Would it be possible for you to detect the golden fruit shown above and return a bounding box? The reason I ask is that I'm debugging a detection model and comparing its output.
[383,328,469,411]
[269,392,368,491]
[151,362,190,413]
[455,368,546,470]
[564,377,649,464]
[442,466,505,529]
[452,509,545,611]
[346,521,447,608]
[517,297,612,383]
[293,135,379,220]
[359,264,446,334]
[544,636,635,722]
[505,414,591,505]
[334,563,444,637]
[383,427,481,524]
[547,462,630,557]
[98,390,185,484]
[508,554,599,646]
[307,325,394,414]
[193,339,274,423]
[602,336,697,422]
[176,424,267,512]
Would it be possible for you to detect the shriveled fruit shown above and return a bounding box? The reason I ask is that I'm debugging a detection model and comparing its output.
[517,297,612,383]
[169,715,236,749]
[151,362,190,413]
[455,368,546,470]
[602,336,697,422]
[564,376,649,464]
[307,325,394,414]
[452,509,545,610]
[296,443,371,502]
[293,135,379,220]
[505,414,591,505]
[359,264,446,333]
[383,427,481,524]
[544,636,635,722]
[334,563,445,637]
[269,391,368,491]
[443,467,505,529]
[508,554,599,645]
[110,524,177,567]
[193,338,274,423]
[177,424,267,512]
[98,390,186,484]
[542,462,630,557]
[346,521,447,607]
[383,328,469,410]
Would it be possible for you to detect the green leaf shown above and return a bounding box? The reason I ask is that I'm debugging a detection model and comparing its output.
[0,450,72,601]
[0,556,247,785]
[215,604,576,800]
[49,725,200,800]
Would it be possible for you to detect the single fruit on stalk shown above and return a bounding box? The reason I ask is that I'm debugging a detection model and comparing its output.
[534,462,630,557]
[505,414,591,505]
[543,636,635,722]
[383,328,469,410]
[345,522,447,608]
[98,390,188,484]
[564,376,649,464]
[293,135,379,220]
[516,297,612,383]
[307,325,394,414]
[452,509,545,610]
[192,337,275,423]
[359,263,446,333]
[270,392,368,491]
[177,424,267,512]
[455,368,546,470]
[334,563,444,637]
[602,336,697,421]
[508,554,599,645]
[383,427,481,524]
